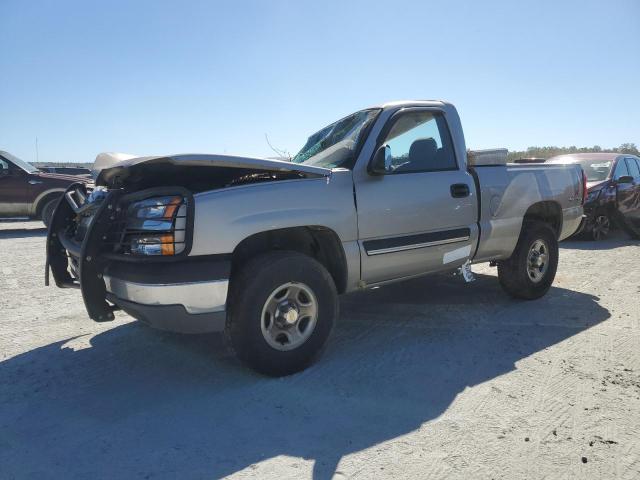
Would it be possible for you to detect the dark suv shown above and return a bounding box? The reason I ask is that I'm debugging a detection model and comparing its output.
[0,151,89,226]
[547,153,640,240]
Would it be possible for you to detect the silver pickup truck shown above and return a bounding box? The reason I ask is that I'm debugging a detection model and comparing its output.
[47,101,585,376]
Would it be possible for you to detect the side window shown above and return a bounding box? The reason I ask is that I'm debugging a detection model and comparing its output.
[381,111,457,173]
[0,159,7,171]
[625,158,640,179]
[613,159,629,180]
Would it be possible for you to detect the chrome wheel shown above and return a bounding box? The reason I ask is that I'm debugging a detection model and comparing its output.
[592,215,610,241]
[260,282,318,351]
[526,239,549,283]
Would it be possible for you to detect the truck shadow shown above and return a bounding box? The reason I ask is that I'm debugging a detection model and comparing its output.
[0,273,609,479]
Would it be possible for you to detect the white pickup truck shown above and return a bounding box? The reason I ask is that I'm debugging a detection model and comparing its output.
[47,101,585,376]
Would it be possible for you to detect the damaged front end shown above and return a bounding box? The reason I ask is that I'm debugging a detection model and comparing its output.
[46,182,194,322]
[45,153,331,331]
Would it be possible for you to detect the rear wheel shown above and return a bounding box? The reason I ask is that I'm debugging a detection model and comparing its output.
[498,221,559,300]
[226,251,338,376]
[40,198,59,227]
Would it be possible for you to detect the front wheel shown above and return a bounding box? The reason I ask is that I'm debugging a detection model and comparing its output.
[498,221,559,300]
[226,251,338,377]
[590,213,610,241]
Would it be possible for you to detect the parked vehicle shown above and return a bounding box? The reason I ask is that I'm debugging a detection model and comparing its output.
[38,166,92,178]
[0,151,89,226]
[46,101,585,376]
[547,153,640,240]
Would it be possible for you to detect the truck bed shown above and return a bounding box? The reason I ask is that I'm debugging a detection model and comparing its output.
[471,163,583,263]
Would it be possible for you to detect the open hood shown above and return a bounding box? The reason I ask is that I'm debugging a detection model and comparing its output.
[95,153,333,189]
[93,152,138,177]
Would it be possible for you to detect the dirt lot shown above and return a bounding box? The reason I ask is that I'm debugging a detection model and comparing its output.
[1,220,639,479]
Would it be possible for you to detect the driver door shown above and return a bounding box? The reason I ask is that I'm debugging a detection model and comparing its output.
[354,108,478,284]
[0,158,30,216]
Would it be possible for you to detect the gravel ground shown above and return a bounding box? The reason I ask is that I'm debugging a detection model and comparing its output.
[1,220,639,479]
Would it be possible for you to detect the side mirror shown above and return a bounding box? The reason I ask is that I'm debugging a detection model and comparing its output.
[617,175,634,184]
[368,145,392,175]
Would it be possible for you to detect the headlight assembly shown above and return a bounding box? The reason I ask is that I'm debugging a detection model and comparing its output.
[125,195,187,256]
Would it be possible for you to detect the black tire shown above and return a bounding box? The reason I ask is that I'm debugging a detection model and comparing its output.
[226,251,338,377]
[498,221,559,300]
[40,198,59,227]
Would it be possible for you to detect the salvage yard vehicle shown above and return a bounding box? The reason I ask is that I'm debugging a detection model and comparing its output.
[547,153,640,241]
[46,101,585,376]
[0,151,90,226]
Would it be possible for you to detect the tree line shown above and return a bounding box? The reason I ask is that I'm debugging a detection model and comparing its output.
[506,143,638,162]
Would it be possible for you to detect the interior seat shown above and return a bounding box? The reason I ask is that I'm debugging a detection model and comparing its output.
[397,137,438,172]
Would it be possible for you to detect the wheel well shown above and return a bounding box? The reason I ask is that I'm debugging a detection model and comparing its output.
[522,201,562,237]
[35,192,63,218]
[231,227,348,294]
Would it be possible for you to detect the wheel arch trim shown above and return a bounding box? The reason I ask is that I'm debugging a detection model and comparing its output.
[30,188,65,217]
[229,225,352,294]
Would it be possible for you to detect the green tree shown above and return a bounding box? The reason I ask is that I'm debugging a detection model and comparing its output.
[506,143,638,162]
[616,143,639,155]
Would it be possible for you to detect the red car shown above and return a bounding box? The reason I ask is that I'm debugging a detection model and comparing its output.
[547,153,640,240]
[0,151,89,226]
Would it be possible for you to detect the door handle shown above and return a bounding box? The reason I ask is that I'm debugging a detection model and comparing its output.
[450,183,470,198]
[28,179,43,185]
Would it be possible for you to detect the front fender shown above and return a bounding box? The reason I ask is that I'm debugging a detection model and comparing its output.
[189,172,357,256]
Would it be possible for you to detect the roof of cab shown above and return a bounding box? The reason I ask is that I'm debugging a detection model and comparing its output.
[377,100,449,109]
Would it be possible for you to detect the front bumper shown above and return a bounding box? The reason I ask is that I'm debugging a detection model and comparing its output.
[103,259,230,333]
[46,184,230,334]
[103,276,228,315]
[106,295,227,334]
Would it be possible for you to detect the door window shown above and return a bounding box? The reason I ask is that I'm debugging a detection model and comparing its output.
[613,159,629,180]
[625,158,640,179]
[381,111,457,173]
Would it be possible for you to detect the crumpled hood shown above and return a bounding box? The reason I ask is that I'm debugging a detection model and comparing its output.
[96,153,332,186]
[93,152,138,176]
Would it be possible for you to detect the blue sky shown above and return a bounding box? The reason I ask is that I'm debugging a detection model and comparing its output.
[1,0,639,164]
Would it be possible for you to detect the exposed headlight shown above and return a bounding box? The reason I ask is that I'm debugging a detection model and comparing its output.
[125,195,187,256]
[585,189,601,203]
